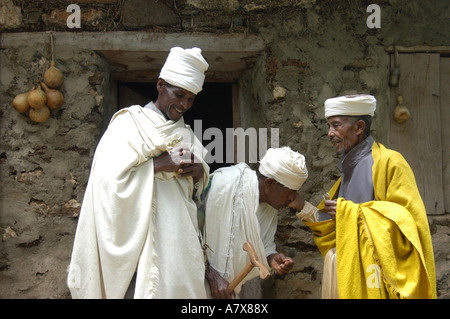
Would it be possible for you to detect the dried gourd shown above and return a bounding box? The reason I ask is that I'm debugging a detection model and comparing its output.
[13,92,30,113]
[29,105,50,123]
[28,85,47,110]
[41,82,64,110]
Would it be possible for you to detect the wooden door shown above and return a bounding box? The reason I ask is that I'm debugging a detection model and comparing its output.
[389,53,449,215]
[440,58,450,213]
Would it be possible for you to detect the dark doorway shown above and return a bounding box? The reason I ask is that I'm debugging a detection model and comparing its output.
[117,82,234,172]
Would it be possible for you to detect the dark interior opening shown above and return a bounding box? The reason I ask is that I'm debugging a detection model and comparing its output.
[117,82,234,172]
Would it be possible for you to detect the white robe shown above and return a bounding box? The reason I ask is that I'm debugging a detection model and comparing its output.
[203,163,277,295]
[67,104,209,299]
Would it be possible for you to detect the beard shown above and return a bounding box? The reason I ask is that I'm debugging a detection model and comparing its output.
[331,138,345,156]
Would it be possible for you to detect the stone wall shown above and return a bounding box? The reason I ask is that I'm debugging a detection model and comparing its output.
[0,38,112,297]
[0,0,449,298]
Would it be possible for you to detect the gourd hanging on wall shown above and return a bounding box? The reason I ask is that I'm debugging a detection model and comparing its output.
[12,32,64,123]
[12,92,30,113]
[43,32,64,90]
[393,95,410,124]
[390,47,411,124]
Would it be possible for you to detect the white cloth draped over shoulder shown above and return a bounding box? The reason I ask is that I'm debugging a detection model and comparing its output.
[67,104,209,299]
[204,163,277,295]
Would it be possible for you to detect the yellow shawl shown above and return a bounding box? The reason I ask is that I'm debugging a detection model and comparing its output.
[305,142,436,299]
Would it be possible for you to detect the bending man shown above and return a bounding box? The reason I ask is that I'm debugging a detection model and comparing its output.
[202,147,308,298]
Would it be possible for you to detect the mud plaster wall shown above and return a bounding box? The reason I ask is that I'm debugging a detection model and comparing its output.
[0,0,449,298]
[0,42,112,297]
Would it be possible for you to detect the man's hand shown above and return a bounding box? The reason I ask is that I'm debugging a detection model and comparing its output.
[205,264,235,299]
[153,146,204,183]
[267,253,294,275]
[323,193,337,220]
[178,160,204,184]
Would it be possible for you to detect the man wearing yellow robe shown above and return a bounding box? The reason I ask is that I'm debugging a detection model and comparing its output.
[291,94,436,299]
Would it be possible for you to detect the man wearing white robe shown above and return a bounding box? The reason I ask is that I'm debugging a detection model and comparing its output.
[201,147,309,298]
[67,47,210,299]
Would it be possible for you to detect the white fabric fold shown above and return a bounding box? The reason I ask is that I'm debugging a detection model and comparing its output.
[204,163,276,294]
[295,201,320,223]
[322,247,339,299]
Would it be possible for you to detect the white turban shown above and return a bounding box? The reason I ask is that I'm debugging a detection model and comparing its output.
[259,147,308,191]
[324,94,376,118]
[159,47,209,95]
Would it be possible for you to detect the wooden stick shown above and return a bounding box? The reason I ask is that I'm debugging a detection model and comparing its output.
[228,242,270,293]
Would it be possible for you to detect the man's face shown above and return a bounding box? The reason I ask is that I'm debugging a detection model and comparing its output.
[327,116,361,155]
[156,80,196,121]
[263,179,298,209]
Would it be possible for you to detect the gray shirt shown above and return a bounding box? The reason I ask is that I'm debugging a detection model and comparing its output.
[337,136,375,203]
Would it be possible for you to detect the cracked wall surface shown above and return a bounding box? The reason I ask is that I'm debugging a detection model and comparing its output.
[1,0,449,298]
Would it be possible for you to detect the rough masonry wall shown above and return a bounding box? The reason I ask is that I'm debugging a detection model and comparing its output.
[0,0,449,298]
[0,41,111,297]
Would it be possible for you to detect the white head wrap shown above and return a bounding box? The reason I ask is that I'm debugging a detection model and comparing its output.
[259,147,308,191]
[324,94,376,118]
[159,47,209,95]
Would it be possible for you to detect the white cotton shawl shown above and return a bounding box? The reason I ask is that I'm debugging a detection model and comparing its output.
[67,104,209,299]
[204,163,277,295]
